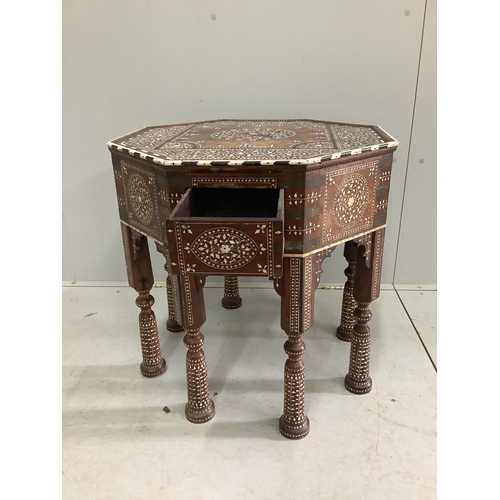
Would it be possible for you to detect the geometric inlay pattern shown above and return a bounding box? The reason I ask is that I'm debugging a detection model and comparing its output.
[128,173,154,225]
[332,173,369,229]
[108,119,398,166]
[211,128,296,142]
[322,161,379,245]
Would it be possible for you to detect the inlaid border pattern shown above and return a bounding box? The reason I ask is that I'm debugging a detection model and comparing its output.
[372,229,384,299]
[183,274,195,327]
[107,119,398,166]
[303,256,313,332]
[192,177,277,188]
[290,258,301,334]
[267,221,275,279]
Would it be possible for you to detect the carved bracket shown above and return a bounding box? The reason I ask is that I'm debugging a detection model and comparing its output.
[353,233,373,268]
[273,276,283,297]
[312,247,336,288]
[130,229,144,261]
[155,241,165,255]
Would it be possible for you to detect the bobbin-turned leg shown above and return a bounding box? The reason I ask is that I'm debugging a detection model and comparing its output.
[184,327,215,423]
[344,301,373,394]
[280,333,308,439]
[221,276,242,309]
[277,256,319,439]
[121,224,166,377]
[169,273,215,424]
[336,240,358,342]
[136,291,167,377]
[344,228,385,395]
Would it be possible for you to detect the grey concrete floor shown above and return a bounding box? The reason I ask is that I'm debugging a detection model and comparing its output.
[62,284,436,499]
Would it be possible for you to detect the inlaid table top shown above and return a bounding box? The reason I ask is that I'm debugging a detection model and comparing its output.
[107,119,398,166]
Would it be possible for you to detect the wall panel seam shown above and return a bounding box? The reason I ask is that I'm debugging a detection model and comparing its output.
[392,0,429,285]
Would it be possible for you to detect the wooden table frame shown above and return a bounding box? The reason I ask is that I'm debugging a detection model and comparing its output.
[108,119,397,439]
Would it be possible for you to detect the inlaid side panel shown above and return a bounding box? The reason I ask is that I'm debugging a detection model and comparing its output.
[114,159,162,242]
[322,160,379,244]
[282,154,392,257]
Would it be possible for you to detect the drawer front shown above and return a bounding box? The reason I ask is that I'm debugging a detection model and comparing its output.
[166,220,283,277]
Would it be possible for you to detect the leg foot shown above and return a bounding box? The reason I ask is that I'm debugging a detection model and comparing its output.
[221,276,242,309]
[140,358,167,378]
[185,399,216,424]
[344,373,372,394]
[166,318,184,332]
[279,415,310,440]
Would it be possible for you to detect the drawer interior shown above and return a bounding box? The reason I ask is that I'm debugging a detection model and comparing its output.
[172,188,282,219]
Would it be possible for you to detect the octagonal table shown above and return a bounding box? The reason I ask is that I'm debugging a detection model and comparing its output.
[107,119,398,439]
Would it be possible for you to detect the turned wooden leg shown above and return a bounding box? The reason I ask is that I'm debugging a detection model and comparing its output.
[336,241,358,342]
[344,228,385,395]
[344,301,373,393]
[277,255,323,439]
[221,276,242,309]
[280,332,308,439]
[166,274,184,332]
[184,327,215,423]
[169,272,215,424]
[121,223,166,377]
[136,290,167,377]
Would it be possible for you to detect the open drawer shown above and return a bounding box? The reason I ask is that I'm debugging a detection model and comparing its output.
[166,188,284,277]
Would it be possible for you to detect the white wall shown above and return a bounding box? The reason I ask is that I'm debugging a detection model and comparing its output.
[62,0,436,285]
[394,0,436,284]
